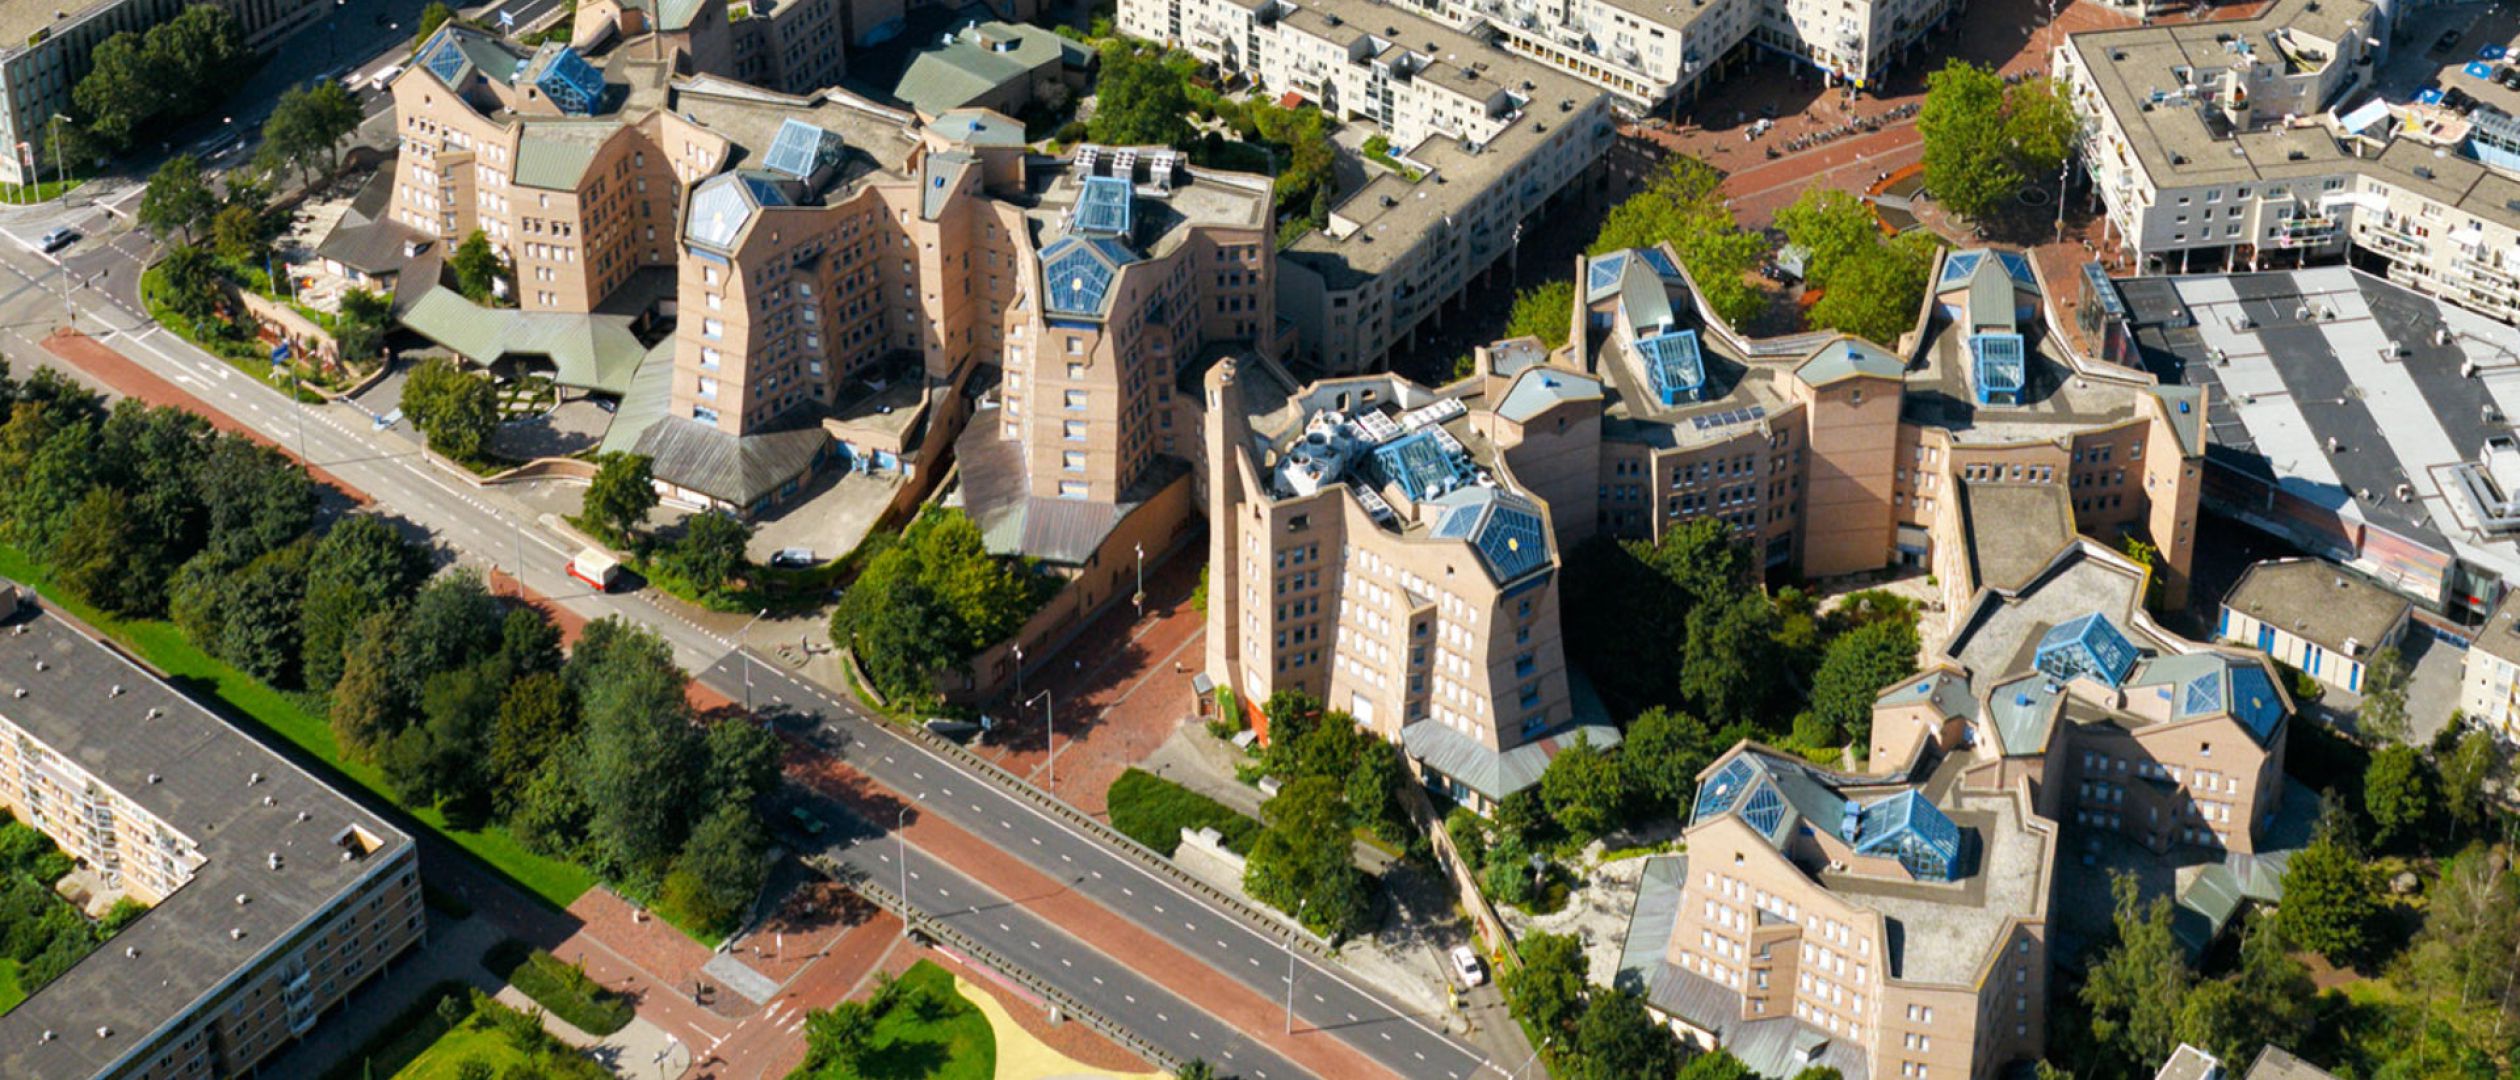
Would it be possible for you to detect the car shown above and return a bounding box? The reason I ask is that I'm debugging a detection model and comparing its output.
[2436,29,2463,53]
[37,228,75,254]
[1450,945,1486,987]
[770,547,817,568]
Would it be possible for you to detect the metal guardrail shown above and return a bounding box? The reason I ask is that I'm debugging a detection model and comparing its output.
[892,721,1340,964]
[808,857,1190,1074]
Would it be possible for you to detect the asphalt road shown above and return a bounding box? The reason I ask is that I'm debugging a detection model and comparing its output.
[721,654,1497,1080]
[0,206,1499,1079]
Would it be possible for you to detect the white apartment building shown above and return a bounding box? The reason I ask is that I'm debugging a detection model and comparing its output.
[2056,0,2520,322]
[2461,586,2520,740]
[1121,0,1617,371]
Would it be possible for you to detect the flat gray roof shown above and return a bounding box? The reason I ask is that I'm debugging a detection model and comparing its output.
[0,584,413,1079]
[1960,482,2076,595]
[2223,557,2411,657]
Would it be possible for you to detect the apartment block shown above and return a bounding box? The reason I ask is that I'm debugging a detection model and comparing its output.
[0,0,330,185]
[1619,743,2055,1080]
[1195,240,2210,810]
[2459,587,2520,740]
[0,583,422,1080]
[1612,537,2294,1079]
[1199,353,1616,809]
[2057,0,2520,324]
[1121,0,1617,372]
[2216,558,2411,696]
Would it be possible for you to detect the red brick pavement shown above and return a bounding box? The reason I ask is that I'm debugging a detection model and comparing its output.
[785,751,1400,1080]
[978,551,1209,817]
[695,909,910,1080]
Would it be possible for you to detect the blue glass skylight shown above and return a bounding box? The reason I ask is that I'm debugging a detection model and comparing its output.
[1938,251,1984,288]
[1853,790,1961,882]
[533,46,606,116]
[422,31,470,84]
[1475,500,1549,582]
[1694,757,1759,823]
[1430,505,1480,540]
[1587,252,1629,296]
[1638,329,1705,406]
[1970,332,2025,405]
[1739,784,1787,837]
[2229,664,2286,743]
[1074,175,1134,237]
[1371,430,1470,502]
[2180,671,2224,717]
[763,118,844,179]
[1042,236,1130,318]
[2035,612,2141,687]
[1997,252,2038,288]
[1639,247,1681,279]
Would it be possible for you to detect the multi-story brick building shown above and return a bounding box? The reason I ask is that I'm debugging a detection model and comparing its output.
[1121,0,1618,373]
[1614,537,2293,1080]
[1195,240,2212,807]
[0,582,422,1079]
[1618,737,2056,1080]
[388,24,1280,516]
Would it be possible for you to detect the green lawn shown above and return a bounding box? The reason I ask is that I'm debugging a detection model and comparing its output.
[0,959,25,1016]
[794,960,995,1080]
[1106,768,1261,858]
[483,942,634,1036]
[394,1018,530,1080]
[0,545,597,911]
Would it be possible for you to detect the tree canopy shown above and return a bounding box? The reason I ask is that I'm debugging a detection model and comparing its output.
[2277,809,2380,963]
[1504,280,1575,351]
[71,5,247,152]
[1088,43,1195,148]
[830,508,1052,703]
[401,356,500,461]
[1242,775,1370,937]
[578,452,658,544]
[1918,61,2076,219]
[1592,157,1768,328]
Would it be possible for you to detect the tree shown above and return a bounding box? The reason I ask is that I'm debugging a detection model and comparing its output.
[150,242,226,326]
[578,452,657,544]
[382,662,501,821]
[2277,810,2380,963]
[1088,43,1194,148]
[801,999,876,1073]
[412,2,459,53]
[334,287,392,364]
[2438,727,2498,835]
[71,32,160,152]
[1502,930,1587,1040]
[300,514,425,690]
[2178,912,2314,1070]
[1802,616,1921,750]
[1681,589,1780,728]
[1539,733,1625,841]
[401,356,500,461]
[1677,1051,1757,1080]
[1568,988,1682,1080]
[0,402,96,558]
[662,511,750,596]
[574,620,702,879]
[1623,707,1715,815]
[197,434,315,566]
[210,203,268,267]
[139,155,218,244]
[2082,872,2190,1071]
[2356,646,2412,745]
[830,509,1048,701]
[332,610,412,759]
[701,719,781,805]
[662,804,769,933]
[1807,235,1938,347]
[2363,745,2437,851]
[450,229,506,303]
[210,539,314,686]
[1176,1061,1219,1080]
[487,672,577,805]
[396,570,506,687]
[1504,281,1575,351]
[50,487,145,615]
[1242,776,1369,937]
[258,80,362,181]
[2005,77,2081,176]
[1591,157,1768,328]
[1775,189,1882,286]
[1918,61,2023,219]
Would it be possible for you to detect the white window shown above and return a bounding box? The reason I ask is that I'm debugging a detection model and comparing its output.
[1063,420,1087,441]
[1062,451,1086,472]
[1058,481,1089,499]
[1065,390,1089,410]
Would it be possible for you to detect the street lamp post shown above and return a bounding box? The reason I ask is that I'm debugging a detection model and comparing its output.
[1025,690,1055,793]
[1284,897,1309,1035]
[736,608,768,716]
[1011,643,1024,719]
[1132,542,1145,617]
[896,800,918,936]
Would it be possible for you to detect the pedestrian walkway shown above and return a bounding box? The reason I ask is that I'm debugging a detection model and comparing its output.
[496,986,693,1079]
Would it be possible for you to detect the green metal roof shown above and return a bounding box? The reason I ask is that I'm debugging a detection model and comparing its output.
[399,287,648,394]
[1796,337,1905,386]
[514,123,616,189]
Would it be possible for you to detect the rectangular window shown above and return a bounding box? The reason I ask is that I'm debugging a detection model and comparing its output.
[1062,451,1086,472]
[1058,481,1089,499]
[1063,420,1087,441]
[1065,389,1089,410]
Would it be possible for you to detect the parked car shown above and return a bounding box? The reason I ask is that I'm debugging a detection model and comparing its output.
[770,547,817,568]
[1450,945,1487,987]
[38,228,75,254]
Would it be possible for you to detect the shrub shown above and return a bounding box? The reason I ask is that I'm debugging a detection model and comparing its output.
[1107,768,1261,857]
[484,942,635,1036]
